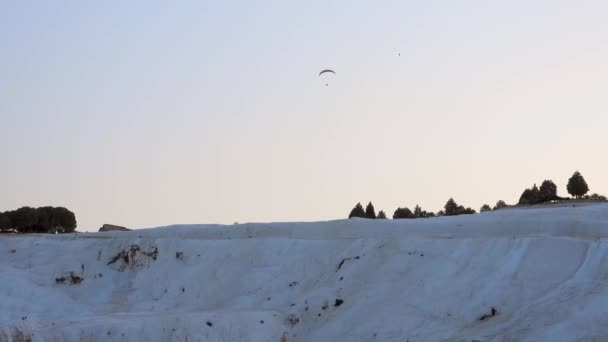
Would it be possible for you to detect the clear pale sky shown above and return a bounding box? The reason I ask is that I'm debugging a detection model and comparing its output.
[1,1,607,231]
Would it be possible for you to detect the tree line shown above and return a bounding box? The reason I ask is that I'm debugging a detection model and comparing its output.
[0,206,77,234]
[517,171,605,205]
[349,171,605,219]
[349,198,492,220]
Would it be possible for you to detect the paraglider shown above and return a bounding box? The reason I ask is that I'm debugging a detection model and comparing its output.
[319,69,336,86]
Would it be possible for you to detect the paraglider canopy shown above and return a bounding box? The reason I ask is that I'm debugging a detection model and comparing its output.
[319,69,336,76]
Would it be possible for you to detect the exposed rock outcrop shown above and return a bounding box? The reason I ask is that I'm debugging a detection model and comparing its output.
[99,224,130,232]
[107,245,158,272]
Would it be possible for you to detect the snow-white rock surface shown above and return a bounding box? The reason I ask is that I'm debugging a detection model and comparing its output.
[2,203,608,341]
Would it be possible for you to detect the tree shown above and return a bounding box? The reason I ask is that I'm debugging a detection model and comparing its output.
[586,193,607,201]
[519,184,541,205]
[480,204,492,212]
[444,198,458,216]
[348,202,366,219]
[518,189,532,205]
[493,200,507,210]
[567,171,589,199]
[530,184,541,204]
[0,212,10,232]
[365,202,376,219]
[457,205,476,215]
[539,180,558,203]
[377,210,387,219]
[34,206,53,233]
[393,207,414,219]
[443,198,475,216]
[8,207,38,233]
[3,206,76,234]
[54,207,77,233]
[413,204,435,218]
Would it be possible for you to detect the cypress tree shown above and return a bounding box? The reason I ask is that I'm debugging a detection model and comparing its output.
[365,202,377,219]
[348,202,366,219]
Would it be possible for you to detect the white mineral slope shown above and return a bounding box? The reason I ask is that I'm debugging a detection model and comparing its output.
[2,203,608,341]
